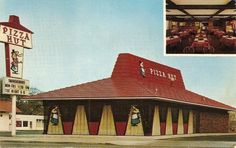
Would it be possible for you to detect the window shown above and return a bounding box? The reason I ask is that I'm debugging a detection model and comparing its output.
[23,121,28,127]
[16,121,22,127]
[36,119,42,122]
[30,121,32,128]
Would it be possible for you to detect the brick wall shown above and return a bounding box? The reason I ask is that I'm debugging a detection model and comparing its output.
[199,111,228,133]
[228,111,236,133]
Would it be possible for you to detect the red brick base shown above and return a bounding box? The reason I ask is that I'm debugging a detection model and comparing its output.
[199,111,228,133]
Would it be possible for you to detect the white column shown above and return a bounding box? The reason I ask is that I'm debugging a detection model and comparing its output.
[11,95,16,136]
[165,107,173,135]
[188,110,193,134]
[177,109,184,134]
[72,105,89,135]
[152,106,161,135]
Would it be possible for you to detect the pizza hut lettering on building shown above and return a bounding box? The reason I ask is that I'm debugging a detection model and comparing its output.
[150,68,177,81]
[139,61,177,81]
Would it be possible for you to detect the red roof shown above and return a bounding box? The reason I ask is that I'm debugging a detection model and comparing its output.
[0,100,21,113]
[27,53,235,111]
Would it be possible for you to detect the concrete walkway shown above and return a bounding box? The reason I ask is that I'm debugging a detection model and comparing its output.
[1,133,236,147]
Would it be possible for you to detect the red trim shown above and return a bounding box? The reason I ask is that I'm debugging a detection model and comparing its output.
[115,122,127,135]
[88,122,99,135]
[63,122,73,135]
[172,123,178,135]
[184,123,188,134]
[160,122,166,135]
[5,44,10,77]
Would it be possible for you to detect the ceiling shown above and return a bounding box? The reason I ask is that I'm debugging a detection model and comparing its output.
[166,0,236,21]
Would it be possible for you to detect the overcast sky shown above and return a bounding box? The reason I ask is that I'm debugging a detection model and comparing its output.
[0,0,236,107]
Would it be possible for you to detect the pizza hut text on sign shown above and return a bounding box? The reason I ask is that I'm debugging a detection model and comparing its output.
[149,68,177,81]
[0,25,32,49]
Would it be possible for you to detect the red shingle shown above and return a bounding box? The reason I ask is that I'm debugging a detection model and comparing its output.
[0,100,21,113]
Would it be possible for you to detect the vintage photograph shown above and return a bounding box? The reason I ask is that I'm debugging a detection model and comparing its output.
[0,0,236,147]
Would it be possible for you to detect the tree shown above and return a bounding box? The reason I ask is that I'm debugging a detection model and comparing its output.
[17,87,44,115]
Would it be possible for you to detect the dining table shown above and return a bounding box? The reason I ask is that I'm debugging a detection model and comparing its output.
[214,31,225,38]
[220,35,236,47]
[209,28,219,34]
[166,35,181,46]
[191,34,209,53]
[178,31,189,38]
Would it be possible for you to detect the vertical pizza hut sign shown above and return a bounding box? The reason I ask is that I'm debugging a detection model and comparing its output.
[5,44,24,78]
[0,15,33,95]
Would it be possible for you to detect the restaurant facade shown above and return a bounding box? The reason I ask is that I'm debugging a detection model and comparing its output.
[28,53,235,136]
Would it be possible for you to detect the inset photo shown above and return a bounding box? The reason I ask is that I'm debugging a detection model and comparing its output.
[165,0,236,55]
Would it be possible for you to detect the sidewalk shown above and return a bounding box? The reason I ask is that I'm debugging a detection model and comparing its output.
[1,133,236,146]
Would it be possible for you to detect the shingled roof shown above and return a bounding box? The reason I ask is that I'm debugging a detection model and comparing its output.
[27,53,235,111]
[0,100,21,113]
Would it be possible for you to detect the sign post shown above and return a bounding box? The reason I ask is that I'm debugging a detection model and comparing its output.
[11,95,16,136]
[0,15,33,136]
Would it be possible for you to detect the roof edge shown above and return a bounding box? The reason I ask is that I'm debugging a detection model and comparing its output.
[23,96,236,111]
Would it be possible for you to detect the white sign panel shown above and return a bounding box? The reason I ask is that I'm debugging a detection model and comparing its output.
[0,25,32,49]
[1,77,29,95]
[7,44,24,78]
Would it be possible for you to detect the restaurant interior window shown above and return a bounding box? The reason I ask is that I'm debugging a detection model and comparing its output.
[179,22,185,27]
[172,22,178,30]
[226,21,233,35]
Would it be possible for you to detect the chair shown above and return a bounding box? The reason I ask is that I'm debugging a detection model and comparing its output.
[183,46,194,54]
[204,46,215,54]
[194,46,204,53]
[188,37,194,46]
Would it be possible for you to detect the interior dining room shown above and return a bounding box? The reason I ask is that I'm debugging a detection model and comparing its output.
[165,0,236,54]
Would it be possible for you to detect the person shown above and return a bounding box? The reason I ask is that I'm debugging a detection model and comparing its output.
[131,106,141,126]
[50,106,60,125]
[139,61,145,77]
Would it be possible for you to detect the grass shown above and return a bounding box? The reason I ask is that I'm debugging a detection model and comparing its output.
[0,130,43,136]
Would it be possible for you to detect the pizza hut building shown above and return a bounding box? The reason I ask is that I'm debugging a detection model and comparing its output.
[27,53,235,136]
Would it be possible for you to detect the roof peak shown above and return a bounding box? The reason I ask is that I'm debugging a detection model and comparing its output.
[112,53,185,89]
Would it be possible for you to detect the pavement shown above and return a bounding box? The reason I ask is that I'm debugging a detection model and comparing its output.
[1,133,236,147]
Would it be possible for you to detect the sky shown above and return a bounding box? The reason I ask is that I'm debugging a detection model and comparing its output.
[0,0,236,107]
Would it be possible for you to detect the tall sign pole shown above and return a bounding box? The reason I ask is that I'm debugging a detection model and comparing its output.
[11,95,16,136]
[0,15,33,136]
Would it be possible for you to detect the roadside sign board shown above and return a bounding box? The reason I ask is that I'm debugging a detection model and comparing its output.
[0,25,32,49]
[1,77,29,95]
[5,44,24,78]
